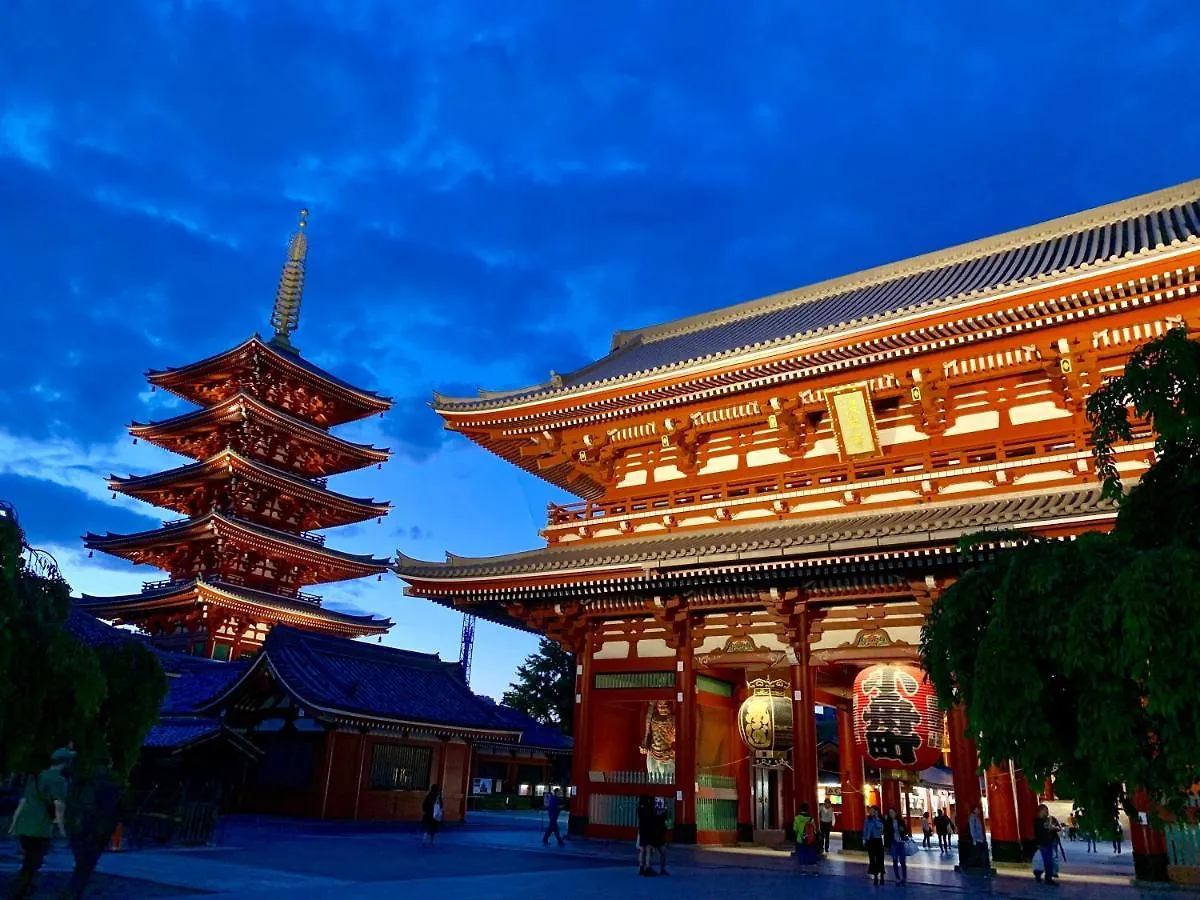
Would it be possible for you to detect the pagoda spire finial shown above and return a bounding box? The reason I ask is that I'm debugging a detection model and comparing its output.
[269,208,308,352]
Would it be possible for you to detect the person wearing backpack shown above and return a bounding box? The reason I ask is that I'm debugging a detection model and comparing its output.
[6,746,73,899]
[792,802,819,875]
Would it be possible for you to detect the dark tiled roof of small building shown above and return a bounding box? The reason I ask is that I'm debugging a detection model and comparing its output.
[220,627,523,737]
[477,699,574,752]
[436,180,1200,410]
[397,486,1115,580]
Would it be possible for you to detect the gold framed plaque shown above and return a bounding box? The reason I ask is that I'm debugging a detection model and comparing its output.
[825,383,882,460]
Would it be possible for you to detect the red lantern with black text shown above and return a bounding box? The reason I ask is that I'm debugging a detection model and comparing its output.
[852,664,942,771]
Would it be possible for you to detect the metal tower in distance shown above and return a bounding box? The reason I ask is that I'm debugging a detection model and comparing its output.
[459,612,477,686]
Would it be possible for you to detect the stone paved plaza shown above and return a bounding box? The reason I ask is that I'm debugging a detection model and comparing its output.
[0,812,1174,899]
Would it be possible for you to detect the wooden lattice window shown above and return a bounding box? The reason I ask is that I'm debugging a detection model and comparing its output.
[369,743,432,791]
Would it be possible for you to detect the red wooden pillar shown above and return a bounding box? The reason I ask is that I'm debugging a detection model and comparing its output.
[946,704,983,867]
[734,684,754,841]
[568,637,592,836]
[790,611,819,827]
[881,777,904,817]
[837,705,866,850]
[1128,788,1170,882]
[1015,769,1039,849]
[674,619,698,843]
[985,764,1022,862]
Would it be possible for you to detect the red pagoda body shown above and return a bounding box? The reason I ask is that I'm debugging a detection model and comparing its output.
[81,211,394,658]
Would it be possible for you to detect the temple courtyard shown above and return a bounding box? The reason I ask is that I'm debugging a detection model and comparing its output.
[0,812,1170,899]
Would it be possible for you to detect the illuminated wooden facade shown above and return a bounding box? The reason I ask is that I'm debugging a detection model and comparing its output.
[82,212,394,658]
[398,181,1200,870]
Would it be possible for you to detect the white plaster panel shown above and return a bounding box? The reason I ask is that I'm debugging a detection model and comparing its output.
[636,638,675,658]
[863,489,922,505]
[791,499,843,513]
[804,437,840,458]
[745,447,792,467]
[1013,470,1071,486]
[695,634,728,653]
[616,469,649,489]
[944,410,1000,436]
[592,527,623,538]
[698,454,739,476]
[653,464,687,482]
[938,479,995,495]
[634,522,667,534]
[877,424,929,447]
[593,641,631,660]
[732,508,774,521]
[680,515,716,528]
[811,627,859,650]
[1008,401,1072,426]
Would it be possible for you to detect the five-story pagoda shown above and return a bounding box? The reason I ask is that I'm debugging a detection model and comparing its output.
[80,211,394,659]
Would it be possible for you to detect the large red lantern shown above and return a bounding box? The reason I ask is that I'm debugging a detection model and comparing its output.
[852,664,942,771]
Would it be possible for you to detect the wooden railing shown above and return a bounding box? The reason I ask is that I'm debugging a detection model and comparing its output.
[543,424,1150,529]
[588,770,674,785]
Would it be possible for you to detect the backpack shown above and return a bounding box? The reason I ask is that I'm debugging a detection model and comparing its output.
[801,819,816,845]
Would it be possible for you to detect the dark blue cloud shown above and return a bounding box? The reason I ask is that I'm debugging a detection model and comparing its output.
[2,0,1199,695]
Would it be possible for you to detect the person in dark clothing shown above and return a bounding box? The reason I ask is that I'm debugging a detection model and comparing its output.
[421,784,442,847]
[1033,804,1059,884]
[636,795,656,876]
[62,762,123,899]
[862,806,886,885]
[7,747,73,900]
[542,788,564,847]
[933,809,952,853]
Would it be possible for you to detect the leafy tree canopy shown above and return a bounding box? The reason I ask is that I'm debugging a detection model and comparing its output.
[921,328,1200,831]
[0,508,166,780]
[502,638,574,734]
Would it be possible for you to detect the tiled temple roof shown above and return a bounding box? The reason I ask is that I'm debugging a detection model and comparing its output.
[397,485,1115,581]
[436,179,1200,411]
[77,577,393,635]
[201,626,526,739]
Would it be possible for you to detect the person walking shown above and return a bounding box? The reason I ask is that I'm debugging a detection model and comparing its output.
[649,796,670,876]
[863,806,886,885]
[818,799,835,855]
[636,795,656,876]
[62,758,123,899]
[920,811,933,850]
[542,787,565,847]
[1033,804,1060,884]
[6,747,73,899]
[1085,828,1097,853]
[1112,818,1124,855]
[933,808,951,854]
[421,784,443,847]
[1051,817,1067,861]
[884,807,909,885]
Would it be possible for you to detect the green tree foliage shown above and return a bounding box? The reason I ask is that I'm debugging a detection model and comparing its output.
[921,328,1200,831]
[0,510,166,780]
[502,639,574,734]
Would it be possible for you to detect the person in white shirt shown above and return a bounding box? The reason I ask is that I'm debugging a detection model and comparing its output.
[818,799,836,854]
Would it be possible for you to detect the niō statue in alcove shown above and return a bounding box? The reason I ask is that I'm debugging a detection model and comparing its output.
[640,700,676,781]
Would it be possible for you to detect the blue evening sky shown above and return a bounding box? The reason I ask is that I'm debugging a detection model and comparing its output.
[1,2,1198,699]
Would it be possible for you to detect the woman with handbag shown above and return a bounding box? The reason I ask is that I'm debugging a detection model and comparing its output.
[884,808,910,885]
[421,784,443,847]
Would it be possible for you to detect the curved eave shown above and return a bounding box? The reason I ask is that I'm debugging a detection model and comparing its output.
[431,180,1200,417]
[128,392,391,467]
[147,335,392,422]
[448,429,602,501]
[79,579,392,636]
[107,451,392,521]
[84,513,393,573]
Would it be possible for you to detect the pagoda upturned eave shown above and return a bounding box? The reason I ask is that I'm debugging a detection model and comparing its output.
[77,578,392,638]
[129,391,390,476]
[146,335,392,426]
[108,449,391,528]
[84,512,393,584]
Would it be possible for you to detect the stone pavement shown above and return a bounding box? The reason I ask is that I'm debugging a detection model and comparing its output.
[0,812,1175,899]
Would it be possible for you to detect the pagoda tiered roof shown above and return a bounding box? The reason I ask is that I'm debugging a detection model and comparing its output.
[129,392,390,477]
[146,335,391,427]
[84,511,391,588]
[435,179,1200,415]
[77,578,392,637]
[109,449,391,529]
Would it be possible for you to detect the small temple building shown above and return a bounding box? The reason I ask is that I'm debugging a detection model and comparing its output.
[397,179,1200,876]
[79,210,395,658]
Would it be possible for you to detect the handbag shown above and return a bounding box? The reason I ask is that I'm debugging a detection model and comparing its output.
[432,800,444,823]
[904,838,920,857]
